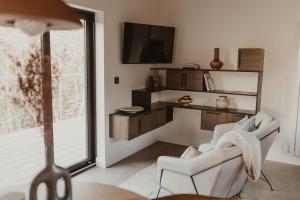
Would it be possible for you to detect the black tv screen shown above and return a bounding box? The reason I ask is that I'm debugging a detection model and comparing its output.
[122,22,175,64]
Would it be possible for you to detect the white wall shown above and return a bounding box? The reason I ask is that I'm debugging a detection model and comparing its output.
[158,0,300,165]
[68,0,168,167]
[67,0,300,167]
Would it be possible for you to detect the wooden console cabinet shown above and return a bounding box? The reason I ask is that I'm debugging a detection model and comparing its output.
[201,111,245,131]
[110,107,171,141]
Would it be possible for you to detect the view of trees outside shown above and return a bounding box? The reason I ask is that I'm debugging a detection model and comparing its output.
[0,23,88,189]
[0,26,86,135]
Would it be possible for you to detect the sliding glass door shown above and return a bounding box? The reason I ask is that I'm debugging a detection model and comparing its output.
[50,9,96,172]
[0,8,95,190]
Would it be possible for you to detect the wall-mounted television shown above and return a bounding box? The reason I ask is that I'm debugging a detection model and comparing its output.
[122,22,175,64]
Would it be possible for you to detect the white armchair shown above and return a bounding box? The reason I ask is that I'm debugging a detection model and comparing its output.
[157,113,280,198]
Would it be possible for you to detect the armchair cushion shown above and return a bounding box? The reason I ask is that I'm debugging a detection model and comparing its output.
[199,123,235,153]
[180,146,201,160]
[233,116,256,132]
[213,123,236,141]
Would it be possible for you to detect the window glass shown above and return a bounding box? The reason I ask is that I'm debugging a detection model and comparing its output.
[51,20,89,167]
[0,27,45,189]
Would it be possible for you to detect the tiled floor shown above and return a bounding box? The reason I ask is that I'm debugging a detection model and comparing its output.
[74,142,186,186]
[75,142,300,200]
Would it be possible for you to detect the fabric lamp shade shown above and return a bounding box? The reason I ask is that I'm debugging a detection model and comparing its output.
[0,0,82,35]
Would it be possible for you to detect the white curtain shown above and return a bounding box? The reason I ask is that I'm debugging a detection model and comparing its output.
[295,86,300,156]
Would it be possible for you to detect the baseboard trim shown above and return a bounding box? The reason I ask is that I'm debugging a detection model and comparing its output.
[71,163,96,177]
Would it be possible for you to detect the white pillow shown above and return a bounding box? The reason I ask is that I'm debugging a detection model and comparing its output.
[236,115,248,125]
[233,116,256,132]
[255,111,273,128]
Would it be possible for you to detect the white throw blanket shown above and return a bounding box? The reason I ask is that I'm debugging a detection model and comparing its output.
[215,130,262,181]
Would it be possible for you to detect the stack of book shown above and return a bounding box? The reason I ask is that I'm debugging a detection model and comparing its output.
[204,74,216,91]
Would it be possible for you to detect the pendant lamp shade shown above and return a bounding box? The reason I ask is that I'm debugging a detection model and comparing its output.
[0,0,82,35]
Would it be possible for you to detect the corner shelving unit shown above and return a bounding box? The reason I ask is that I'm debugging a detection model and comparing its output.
[145,67,263,113]
[129,67,263,132]
[110,49,265,139]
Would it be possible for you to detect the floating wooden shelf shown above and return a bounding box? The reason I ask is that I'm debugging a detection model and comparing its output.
[153,101,256,116]
[112,101,255,117]
[133,87,257,96]
[202,90,257,96]
[150,67,263,73]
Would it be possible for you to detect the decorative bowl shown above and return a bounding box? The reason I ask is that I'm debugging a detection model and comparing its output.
[178,97,193,107]
[119,106,144,113]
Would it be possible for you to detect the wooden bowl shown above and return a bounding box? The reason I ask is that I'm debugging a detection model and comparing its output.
[178,99,193,107]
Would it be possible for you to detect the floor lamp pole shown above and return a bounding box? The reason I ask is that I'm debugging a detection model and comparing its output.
[29,32,72,200]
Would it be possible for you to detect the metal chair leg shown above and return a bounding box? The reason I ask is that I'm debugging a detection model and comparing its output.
[156,187,162,199]
[261,170,274,191]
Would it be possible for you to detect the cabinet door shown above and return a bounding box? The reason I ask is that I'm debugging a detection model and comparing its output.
[166,70,184,90]
[141,112,153,133]
[128,115,143,140]
[110,115,130,140]
[185,71,204,91]
[227,113,246,123]
[201,111,229,131]
[201,111,247,131]
[152,108,167,129]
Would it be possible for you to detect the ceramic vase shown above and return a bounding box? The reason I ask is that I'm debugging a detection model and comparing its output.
[210,48,223,70]
[216,96,229,109]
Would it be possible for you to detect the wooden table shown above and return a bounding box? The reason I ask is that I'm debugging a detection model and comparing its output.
[157,194,237,200]
[0,183,147,200]
[1,183,239,200]
[72,183,147,200]
[73,184,239,200]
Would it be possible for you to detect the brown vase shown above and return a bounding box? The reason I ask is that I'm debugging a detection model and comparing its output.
[210,48,223,70]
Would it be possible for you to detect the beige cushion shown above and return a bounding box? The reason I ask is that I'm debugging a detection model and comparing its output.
[180,146,201,159]
[233,116,256,132]
[255,111,273,128]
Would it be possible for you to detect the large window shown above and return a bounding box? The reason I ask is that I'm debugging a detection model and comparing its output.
[0,9,95,190]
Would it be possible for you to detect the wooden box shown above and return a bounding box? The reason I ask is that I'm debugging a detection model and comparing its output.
[238,48,265,71]
[132,89,151,111]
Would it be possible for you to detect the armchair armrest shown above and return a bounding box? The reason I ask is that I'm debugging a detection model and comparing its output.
[158,156,193,176]
[157,149,227,178]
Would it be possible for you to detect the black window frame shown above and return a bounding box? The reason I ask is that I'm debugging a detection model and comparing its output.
[44,8,96,173]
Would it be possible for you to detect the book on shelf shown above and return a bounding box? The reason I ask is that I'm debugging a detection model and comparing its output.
[203,74,216,91]
[208,78,216,91]
[204,74,210,91]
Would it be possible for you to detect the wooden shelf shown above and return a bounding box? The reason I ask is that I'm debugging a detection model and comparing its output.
[113,101,256,117]
[153,101,256,115]
[134,87,257,96]
[150,67,262,73]
[133,87,166,93]
[202,90,257,96]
